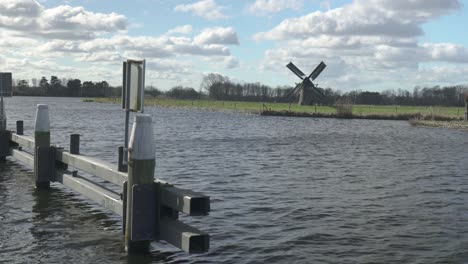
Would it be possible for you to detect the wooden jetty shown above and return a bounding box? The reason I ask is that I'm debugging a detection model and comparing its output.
[0,104,210,254]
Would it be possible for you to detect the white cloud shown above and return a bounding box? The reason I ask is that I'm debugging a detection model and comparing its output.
[0,0,239,89]
[422,43,468,63]
[0,30,40,47]
[254,0,461,41]
[0,0,127,39]
[167,25,193,35]
[174,0,227,20]
[223,56,240,69]
[147,59,191,74]
[247,0,303,15]
[76,51,123,63]
[254,0,466,90]
[415,65,468,84]
[194,27,239,45]
[0,0,42,17]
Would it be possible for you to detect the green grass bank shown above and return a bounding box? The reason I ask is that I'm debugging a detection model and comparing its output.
[86,97,465,120]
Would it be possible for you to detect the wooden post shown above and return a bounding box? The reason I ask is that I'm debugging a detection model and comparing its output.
[125,114,155,253]
[70,134,80,155]
[16,120,23,135]
[34,104,51,188]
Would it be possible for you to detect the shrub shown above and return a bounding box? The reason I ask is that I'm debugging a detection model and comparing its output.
[335,99,353,118]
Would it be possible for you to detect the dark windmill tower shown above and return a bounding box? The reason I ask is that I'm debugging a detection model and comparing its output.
[285,61,327,105]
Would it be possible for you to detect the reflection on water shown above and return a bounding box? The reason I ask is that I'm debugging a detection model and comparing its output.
[1,97,468,263]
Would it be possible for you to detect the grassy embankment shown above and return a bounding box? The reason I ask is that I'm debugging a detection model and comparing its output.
[86,97,467,129]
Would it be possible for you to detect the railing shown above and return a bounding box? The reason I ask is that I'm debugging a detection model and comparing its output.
[0,104,210,254]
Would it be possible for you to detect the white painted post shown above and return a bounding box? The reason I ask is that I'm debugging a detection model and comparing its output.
[125,114,155,252]
[34,104,51,188]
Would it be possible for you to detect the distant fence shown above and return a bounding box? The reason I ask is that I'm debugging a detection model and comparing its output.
[0,103,210,254]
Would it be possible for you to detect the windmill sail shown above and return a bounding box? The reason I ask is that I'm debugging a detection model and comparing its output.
[308,61,326,81]
[286,62,306,80]
[285,60,327,105]
[285,83,303,99]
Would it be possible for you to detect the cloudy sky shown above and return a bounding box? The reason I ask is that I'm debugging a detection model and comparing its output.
[1,0,467,91]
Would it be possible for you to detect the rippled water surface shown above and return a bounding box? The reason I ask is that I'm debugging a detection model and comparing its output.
[1,97,468,264]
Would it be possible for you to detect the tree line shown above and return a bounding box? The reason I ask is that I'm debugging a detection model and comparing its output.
[13,76,200,99]
[12,74,468,107]
[14,76,119,97]
[199,73,468,107]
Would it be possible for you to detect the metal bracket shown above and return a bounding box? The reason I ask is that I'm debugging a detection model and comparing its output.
[53,147,68,172]
[131,183,157,241]
[122,182,179,241]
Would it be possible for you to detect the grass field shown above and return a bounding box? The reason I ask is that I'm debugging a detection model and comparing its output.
[88,97,466,118]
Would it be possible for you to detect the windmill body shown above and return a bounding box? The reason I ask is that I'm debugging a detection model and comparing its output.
[286,61,327,105]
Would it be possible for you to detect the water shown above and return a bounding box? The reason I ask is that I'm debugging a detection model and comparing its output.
[1,97,468,263]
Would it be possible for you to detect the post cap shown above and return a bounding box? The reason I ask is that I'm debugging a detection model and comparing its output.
[35,104,50,132]
[135,115,152,123]
[129,114,155,160]
[37,104,48,110]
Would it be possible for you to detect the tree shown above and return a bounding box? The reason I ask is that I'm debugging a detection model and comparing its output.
[14,80,30,96]
[145,86,162,97]
[39,77,49,88]
[17,79,29,89]
[82,81,94,97]
[95,81,109,97]
[39,76,49,95]
[48,76,64,96]
[200,73,229,94]
[166,86,199,99]
[67,79,82,97]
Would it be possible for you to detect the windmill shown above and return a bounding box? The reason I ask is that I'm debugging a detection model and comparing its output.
[285,61,326,105]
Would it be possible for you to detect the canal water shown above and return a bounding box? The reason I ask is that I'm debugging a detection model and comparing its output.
[1,97,468,263]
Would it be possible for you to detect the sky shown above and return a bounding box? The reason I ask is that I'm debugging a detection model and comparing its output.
[1,0,468,92]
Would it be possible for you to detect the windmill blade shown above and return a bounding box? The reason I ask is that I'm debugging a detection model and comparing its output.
[310,86,325,100]
[285,82,302,100]
[286,62,306,80]
[308,61,326,81]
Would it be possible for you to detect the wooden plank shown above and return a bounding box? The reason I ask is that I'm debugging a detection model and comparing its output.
[55,170,123,216]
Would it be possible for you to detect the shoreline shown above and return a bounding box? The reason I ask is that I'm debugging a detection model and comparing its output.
[84,98,466,126]
[408,120,468,131]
